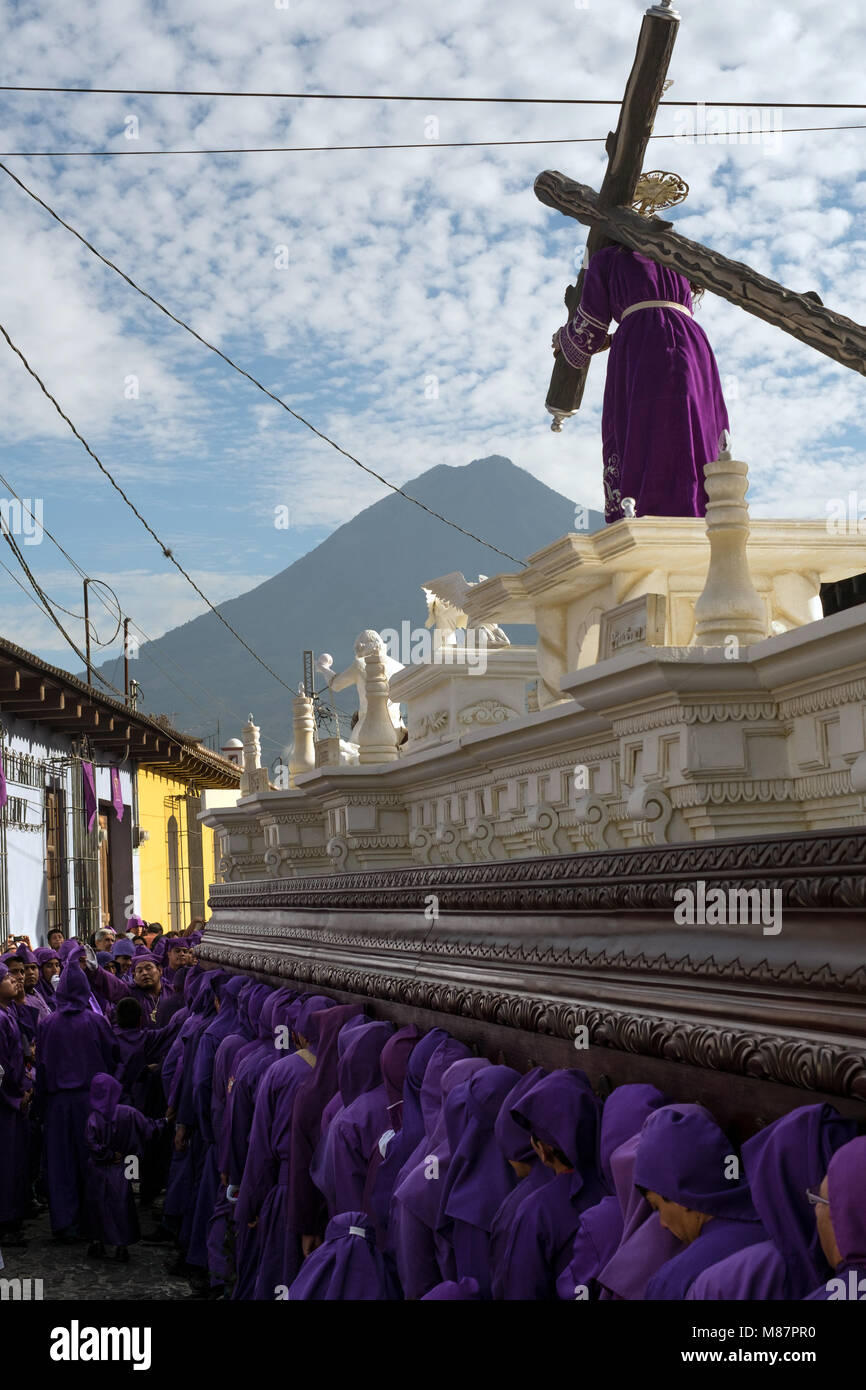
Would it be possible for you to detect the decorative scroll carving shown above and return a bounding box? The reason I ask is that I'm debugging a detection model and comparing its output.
[197,941,866,1101]
[457,699,519,728]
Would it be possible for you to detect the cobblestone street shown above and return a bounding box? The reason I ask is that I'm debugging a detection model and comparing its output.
[2,1202,182,1301]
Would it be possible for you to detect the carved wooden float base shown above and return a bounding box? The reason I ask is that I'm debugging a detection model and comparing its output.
[202,827,866,1134]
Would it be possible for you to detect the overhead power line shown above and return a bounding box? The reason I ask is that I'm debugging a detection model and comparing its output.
[1,124,864,157]
[0,321,301,696]
[0,470,286,749]
[0,162,527,568]
[1,85,865,108]
[0,526,128,701]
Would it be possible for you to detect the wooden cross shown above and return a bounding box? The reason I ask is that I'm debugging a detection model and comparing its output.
[541,2,866,430]
[543,1,681,429]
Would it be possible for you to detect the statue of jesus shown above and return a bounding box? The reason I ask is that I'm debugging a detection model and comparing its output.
[553,244,730,523]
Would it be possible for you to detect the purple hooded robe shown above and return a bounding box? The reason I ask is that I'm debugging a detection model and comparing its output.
[390,1055,490,1299]
[556,1082,670,1300]
[436,1064,520,1296]
[34,947,60,1011]
[332,1025,421,1222]
[84,1072,161,1247]
[557,244,729,523]
[595,1126,680,1301]
[686,1103,858,1301]
[366,1027,453,1247]
[804,1137,866,1300]
[235,996,339,1300]
[283,1004,366,1245]
[311,1019,395,1218]
[495,1069,605,1301]
[0,964,30,1228]
[421,1277,482,1301]
[633,1104,767,1300]
[489,1068,553,1298]
[286,1211,400,1301]
[35,962,119,1234]
[185,974,248,1270]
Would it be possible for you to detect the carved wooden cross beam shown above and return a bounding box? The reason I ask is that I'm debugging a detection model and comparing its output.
[535,173,866,377]
[543,1,681,428]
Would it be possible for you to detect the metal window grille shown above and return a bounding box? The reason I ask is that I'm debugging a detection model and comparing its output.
[164,790,207,930]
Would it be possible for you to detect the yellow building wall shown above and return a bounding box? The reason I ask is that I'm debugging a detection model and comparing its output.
[136,768,221,930]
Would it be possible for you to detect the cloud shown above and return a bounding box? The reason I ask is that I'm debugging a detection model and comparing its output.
[0,0,863,667]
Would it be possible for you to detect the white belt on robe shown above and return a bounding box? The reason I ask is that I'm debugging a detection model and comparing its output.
[620,299,693,321]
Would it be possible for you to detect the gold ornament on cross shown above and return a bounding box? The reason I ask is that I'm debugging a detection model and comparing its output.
[631,169,689,216]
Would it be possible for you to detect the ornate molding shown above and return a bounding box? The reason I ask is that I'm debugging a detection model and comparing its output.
[778,681,866,718]
[208,828,866,912]
[457,698,520,727]
[196,941,866,1101]
[200,918,866,993]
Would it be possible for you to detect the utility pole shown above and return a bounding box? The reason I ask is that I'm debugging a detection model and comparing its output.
[123,616,131,705]
[83,578,92,686]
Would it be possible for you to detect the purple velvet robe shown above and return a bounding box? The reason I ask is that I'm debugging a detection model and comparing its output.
[632,1104,766,1300]
[84,1073,160,1246]
[596,1129,680,1300]
[391,1056,490,1299]
[0,985,30,1227]
[686,1102,858,1301]
[436,1065,520,1296]
[34,948,59,1011]
[311,1019,395,1217]
[804,1137,866,1299]
[556,1082,669,1299]
[35,964,119,1234]
[366,1027,452,1247]
[284,1004,366,1240]
[332,1025,421,1221]
[495,1069,605,1301]
[286,1212,400,1301]
[235,996,339,1300]
[421,1277,482,1300]
[185,975,248,1270]
[558,245,729,522]
[488,1068,552,1297]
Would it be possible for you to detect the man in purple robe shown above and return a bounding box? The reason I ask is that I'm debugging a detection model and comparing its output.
[489,1067,552,1298]
[686,1103,858,1301]
[286,1211,400,1301]
[184,974,249,1289]
[311,1018,395,1218]
[110,938,134,982]
[35,960,119,1239]
[34,947,60,1010]
[633,1103,767,1299]
[366,1027,454,1248]
[333,1024,420,1221]
[557,1082,669,1300]
[0,960,31,1245]
[436,1064,520,1296]
[84,1072,162,1261]
[390,1055,489,1299]
[594,1126,680,1301]
[805,1136,866,1299]
[234,995,338,1300]
[495,1068,605,1300]
[554,245,729,522]
[283,1003,367,1281]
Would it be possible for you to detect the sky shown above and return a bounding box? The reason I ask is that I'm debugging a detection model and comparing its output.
[0,0,864,719]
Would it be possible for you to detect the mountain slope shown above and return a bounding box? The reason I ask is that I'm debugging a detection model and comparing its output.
[93,456,601,753]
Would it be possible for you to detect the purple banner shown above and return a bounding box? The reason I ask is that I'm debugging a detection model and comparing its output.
[82,760,97,834]
[110,765,124,822]
[0,750,6,810]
